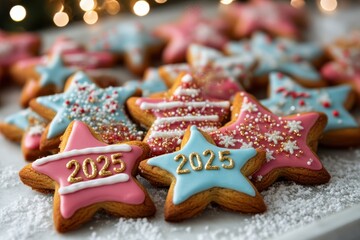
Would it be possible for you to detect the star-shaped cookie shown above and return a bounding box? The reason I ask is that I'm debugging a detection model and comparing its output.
[20,53,76,107]
[30,71,143,151]
[127,73,230,157]
[210,92,330,191]
[322,46,360,97]
[221,0,305,39]
[225,32,325,87]
[0,108,45,142]
[139,125,266,221]
[261,72,360,147]
[19,121,155,232]
[90,22,162,75]
[159,44,256,100]
[154,8,229,63]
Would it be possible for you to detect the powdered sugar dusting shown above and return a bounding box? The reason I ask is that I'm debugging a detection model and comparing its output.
[0,166,21,189]
[0,195,53,240]
[0,150,359,239]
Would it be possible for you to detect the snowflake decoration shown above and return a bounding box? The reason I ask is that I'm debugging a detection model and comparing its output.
[282,140,300,154]
[286,120,304,133]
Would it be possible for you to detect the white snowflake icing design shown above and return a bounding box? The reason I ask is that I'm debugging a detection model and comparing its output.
[265,130,284,144]
[286,120,304,133]
[240,141,253,149]
[265,149,275,162]
[242,101,258,113]
[282,140,300,154]
[218,135,239,147]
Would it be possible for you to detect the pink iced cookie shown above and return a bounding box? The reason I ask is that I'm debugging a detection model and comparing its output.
[159,44,256,100]
[0,32,41,68]
[127,73,230,157]
[210,92,330,191]
[322,47,360,96]
[155,8,229,63]
[221,0,305,39]
[19,121,155,232]
[10,37,116,86]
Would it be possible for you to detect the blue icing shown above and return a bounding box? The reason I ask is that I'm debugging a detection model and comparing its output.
[261,72,358,131]
[36,72,137,139]
[226,32,321,81]
[125,68,167,96]
[37,53,75,90]
[148,126,257,205]
[4,108,43,130]
[92,22,160,67]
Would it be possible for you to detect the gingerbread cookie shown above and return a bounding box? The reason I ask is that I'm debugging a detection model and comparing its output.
[159,44,256,100]
[19,120,155,232]
[321,45,360,98]
[0,31,41,69]
[127,73,230,157]
[0,108,45,142]
[29,71,143,151]
[154,8,229,63]
[261,72,360,147]
[139,125,266,221]
[210,92,330,191]
[221,0,306,39]
[21,118,51,161]
[125,68,168,97]
[225,32,325,87]
[90,22,162,75]
[10,37,116,86]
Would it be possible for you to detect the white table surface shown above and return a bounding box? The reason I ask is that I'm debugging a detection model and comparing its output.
[1,2,360,240]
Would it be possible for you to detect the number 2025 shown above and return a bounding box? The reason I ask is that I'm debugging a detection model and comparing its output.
[66,153,126,183]
[175,150,234,174]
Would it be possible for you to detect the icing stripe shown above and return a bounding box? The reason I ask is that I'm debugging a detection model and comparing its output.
[32,144,132,166]
[58,173,130,195]
[139,101,230,110]
[150,126,218,138]
[154,115,219,125]
[173,87,200,96]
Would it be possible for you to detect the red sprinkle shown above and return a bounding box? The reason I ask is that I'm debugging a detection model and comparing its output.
[299,99,305,106]
[333,110,339,117]
[277,72,284,79]
[322,102,331,108]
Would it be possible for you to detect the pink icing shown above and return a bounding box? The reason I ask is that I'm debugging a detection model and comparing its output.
[223,0,302,38]
[0,32,40,67]
[136,74,230,156]
[210,92,323,181]
[48,37,84,55]
[155,8,229,63]
[62,51,115,69]
[15,56,45,69]
[24,133,41,150]
[32,121,145,219]
[321,48,360,93]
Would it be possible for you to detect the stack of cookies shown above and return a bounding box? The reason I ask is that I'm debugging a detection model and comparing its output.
[0,0,359,233]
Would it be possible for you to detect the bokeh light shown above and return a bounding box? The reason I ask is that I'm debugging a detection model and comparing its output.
[84,10,99,25]
[10,5,27,22]
[133,0,150,17]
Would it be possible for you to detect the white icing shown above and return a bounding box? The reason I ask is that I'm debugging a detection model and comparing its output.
[139,101,230,110]
[181,74,193,83]
[173,87,200,96]
[153,115,219,125]
[58,173,130,195]
[150,126,218,138]
[32,144,132,166]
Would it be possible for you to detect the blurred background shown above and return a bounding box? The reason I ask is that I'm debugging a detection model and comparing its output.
[0,0,357,32]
